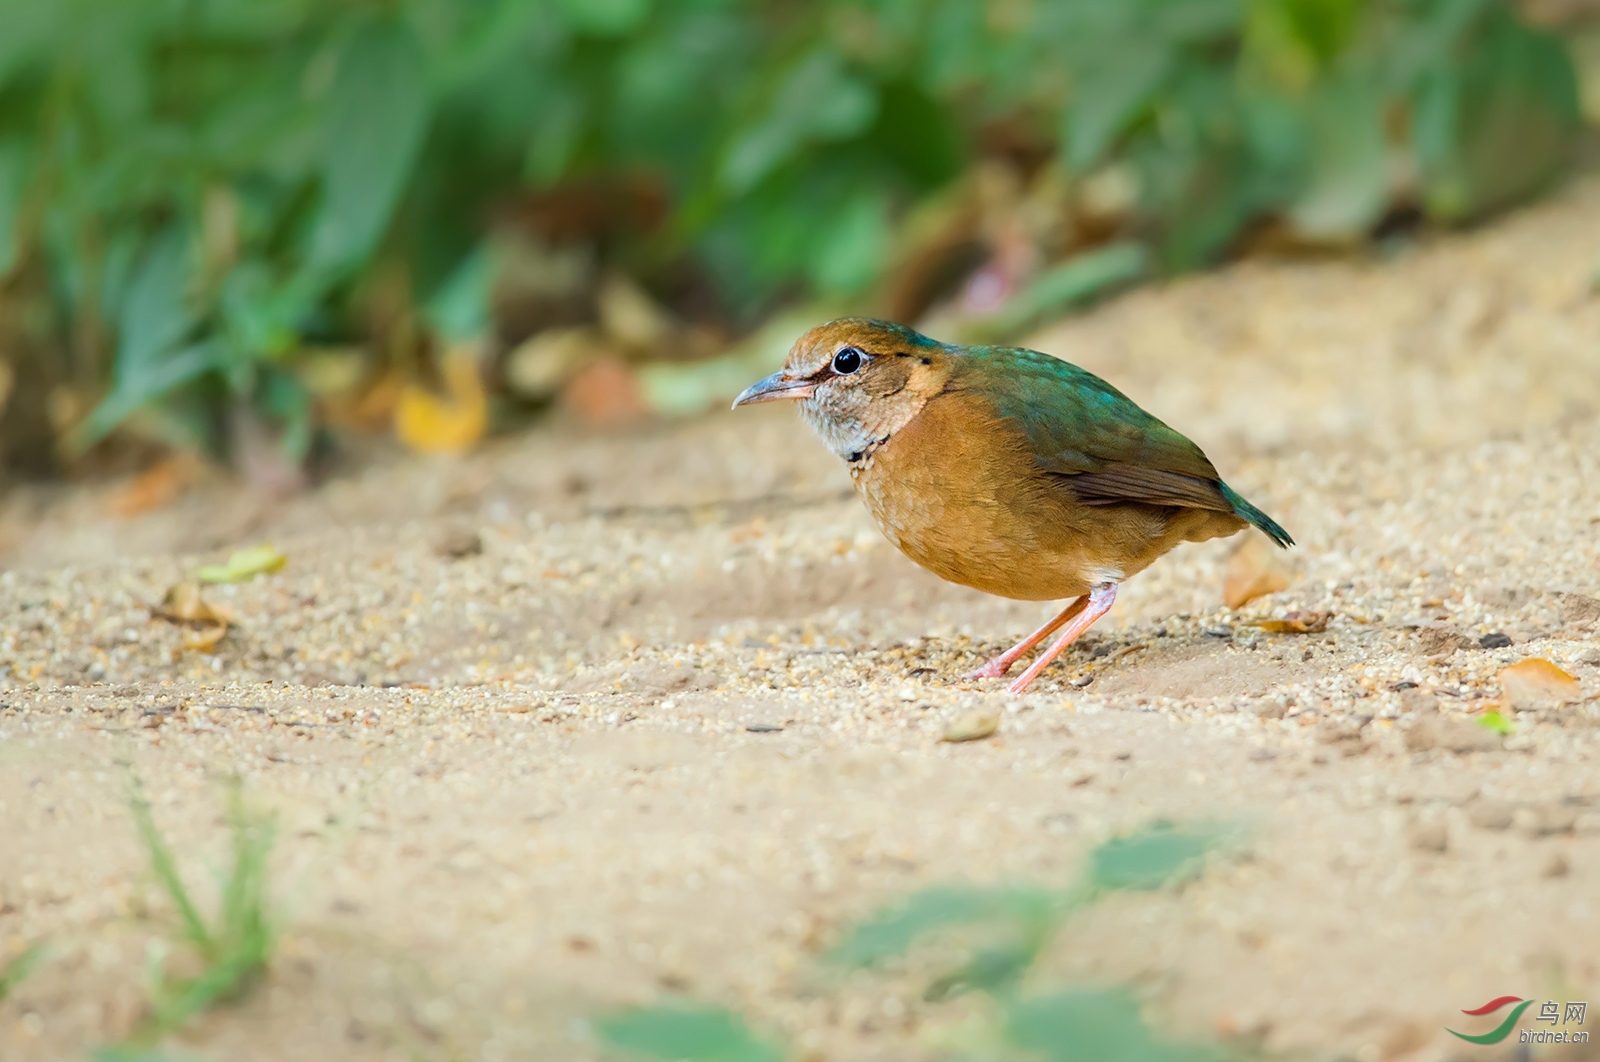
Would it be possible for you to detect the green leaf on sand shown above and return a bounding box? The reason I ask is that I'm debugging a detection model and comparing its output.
[1477,710,1515,735]
[596,1004,784,1062]
[1089,821,1218,892]
[195,545,287,585]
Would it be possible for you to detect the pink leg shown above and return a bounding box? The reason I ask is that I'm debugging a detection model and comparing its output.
[966,596,1088,679]
[1006,582,1117,695]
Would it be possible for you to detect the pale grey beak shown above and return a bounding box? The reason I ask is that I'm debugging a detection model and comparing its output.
[731,371,816,409]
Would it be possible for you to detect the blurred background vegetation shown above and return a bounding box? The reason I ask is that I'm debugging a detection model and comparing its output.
[0,0,1596,482]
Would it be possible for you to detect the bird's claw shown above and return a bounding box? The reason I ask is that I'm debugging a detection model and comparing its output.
[965,660,1013,680]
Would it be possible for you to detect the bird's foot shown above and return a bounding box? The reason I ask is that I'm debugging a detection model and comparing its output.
[1005,583,1117,694]
[965,658,1014,680]
[964,595,1092,682]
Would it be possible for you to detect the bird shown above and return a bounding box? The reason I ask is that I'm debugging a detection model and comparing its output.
[732,317,1292,694]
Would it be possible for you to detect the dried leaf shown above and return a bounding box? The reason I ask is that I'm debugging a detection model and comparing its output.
[941,709,1000,743]
[107,455,198,519]
[195,544,287,584]
[503,327,605,399]
[182,622,229,652]
[153,582,227,626]
[1223,533,1292,609]
[597,273,675,351]
[1249,610,1332,634]
[1498,658,1582,711]
[395,349,487,454]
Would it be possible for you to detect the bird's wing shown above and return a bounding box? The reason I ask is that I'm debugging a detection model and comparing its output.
[958,346,1235,512]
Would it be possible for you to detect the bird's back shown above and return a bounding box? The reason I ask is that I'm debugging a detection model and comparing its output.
[851,345,1274,600]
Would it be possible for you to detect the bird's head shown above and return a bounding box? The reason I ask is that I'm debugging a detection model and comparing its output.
[732,318,954,460]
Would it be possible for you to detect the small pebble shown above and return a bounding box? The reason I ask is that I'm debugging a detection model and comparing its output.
[1518,805,1579,837]
[1542,853,1570,878]
[1467,801,1514,831]
[1409,822,1449,853]
[941,709,999,743]
[1478,632,1513,649]
[433,528,483,559]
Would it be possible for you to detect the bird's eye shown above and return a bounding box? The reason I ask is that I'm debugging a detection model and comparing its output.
[832,347,863,375]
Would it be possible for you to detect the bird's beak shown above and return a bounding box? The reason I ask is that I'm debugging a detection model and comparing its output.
[731,371,816,409]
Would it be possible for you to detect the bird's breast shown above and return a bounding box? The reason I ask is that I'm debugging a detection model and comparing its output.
[847,395,1100,601]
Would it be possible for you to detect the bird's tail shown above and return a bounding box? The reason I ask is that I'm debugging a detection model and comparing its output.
[1220,482,1294,548]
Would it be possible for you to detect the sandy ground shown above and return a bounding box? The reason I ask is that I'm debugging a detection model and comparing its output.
[4,175,1600,1062]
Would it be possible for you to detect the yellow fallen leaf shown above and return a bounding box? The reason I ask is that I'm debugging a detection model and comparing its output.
[195,544,287,584]
[1498,658,1582,711]
[1249,610,1332,634]
[153,582,228,625]
[182,622,229,652]
[941,709,1000,743]
[1223,532,1291,609]
[395,349,487,454]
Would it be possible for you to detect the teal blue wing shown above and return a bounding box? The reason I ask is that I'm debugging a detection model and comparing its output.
[955,346,1293,546]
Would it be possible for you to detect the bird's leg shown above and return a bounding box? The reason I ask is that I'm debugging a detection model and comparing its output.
[966,596,1088,679]
[1006,583,1117,695]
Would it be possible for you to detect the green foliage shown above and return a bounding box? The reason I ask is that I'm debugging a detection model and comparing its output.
[116,774,279,1050]
[0,941,45,1004]
[1008,988,1234,1062]
[600,822,1242,1062]
[597,1005,784,1062]
[829,884,1064,969]
[1088,821,1220,892]
[0,0,1582,456]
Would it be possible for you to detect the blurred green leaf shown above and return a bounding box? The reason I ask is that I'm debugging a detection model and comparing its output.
[1089,822,1218,892]
[1067,42,1172,171]
[831,885,1062,968]
[0,942,45,1004]
[720,48,878,193]
[71,227,215,449]
[1288,73,1389,239]
[117,226,197,376]
[560,0,652,37]
[310,19,432,274]
[1244,0,1366,88]
[985,242,1148,336]
[1414,7,1580,221]
[90,1048,188,1062]
[0,141,26,279]
[1008,988,1230,1062]
[808,189,891,295]
[596,1005,784,1062]
[425,246,493,343]
[254,368,313,463]
[73,342,222,452]
[923,938,1044,1001]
